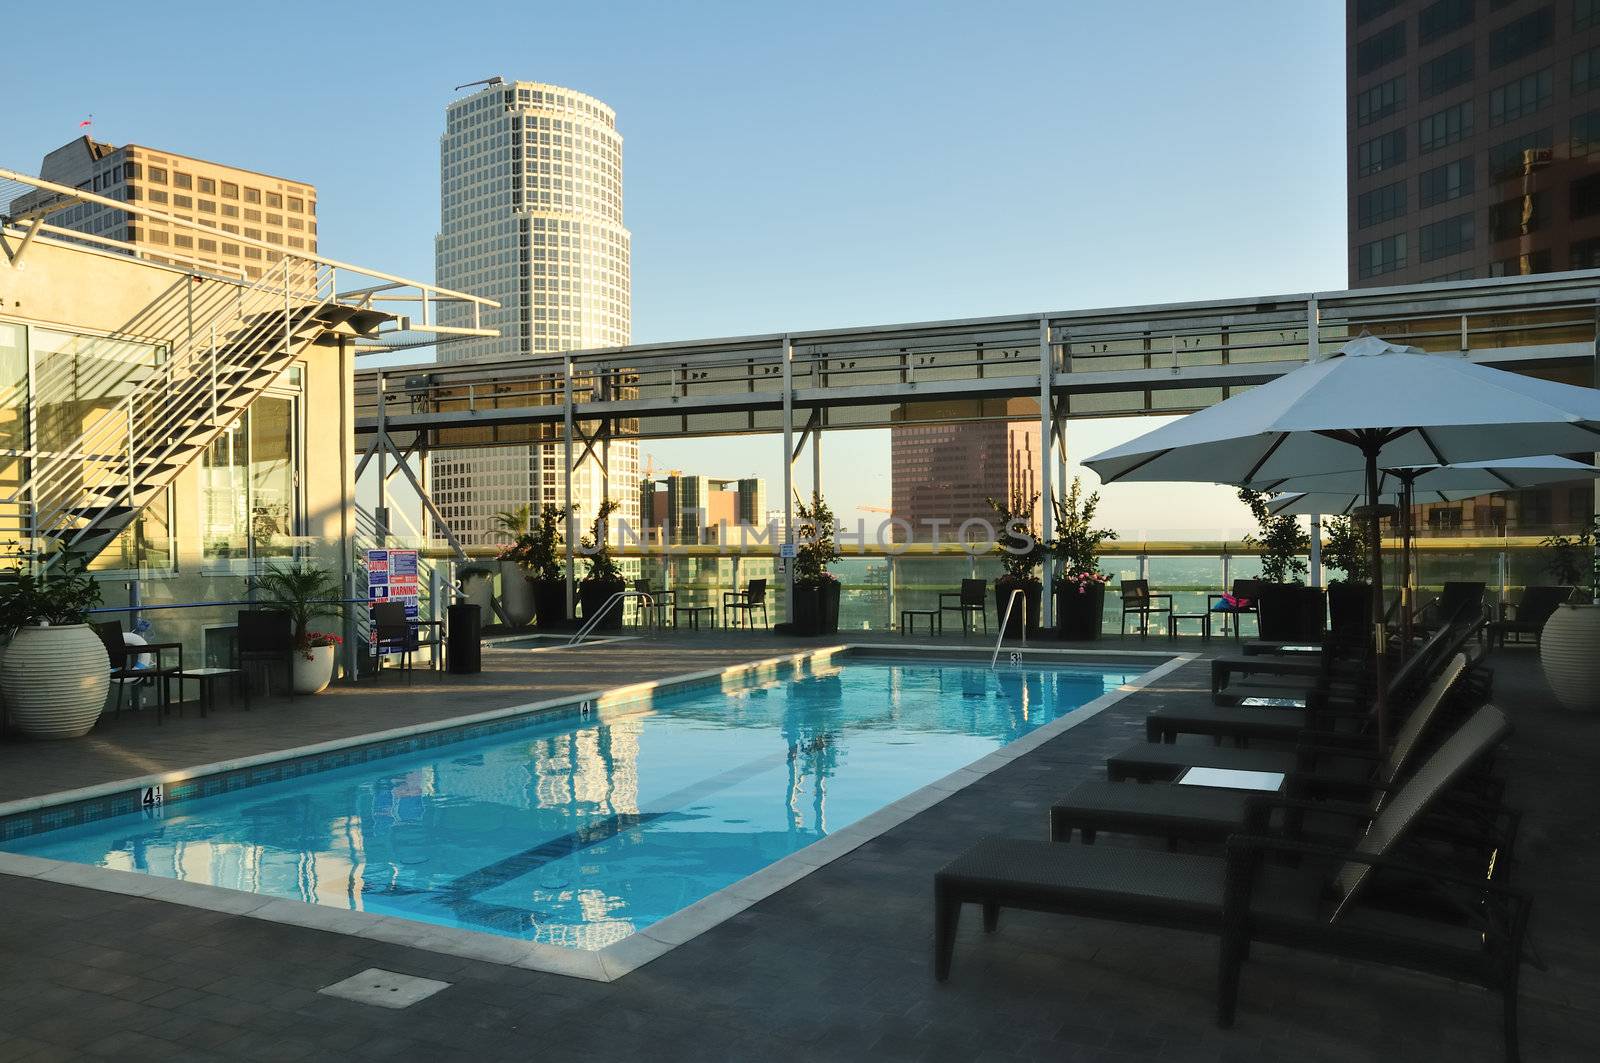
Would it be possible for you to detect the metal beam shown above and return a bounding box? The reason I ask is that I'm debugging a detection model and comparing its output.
[1038,316,1054,625]
[563,356,577,616]
[782,336,794,619]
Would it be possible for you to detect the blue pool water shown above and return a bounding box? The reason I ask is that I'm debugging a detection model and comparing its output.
[6,656,1141,950]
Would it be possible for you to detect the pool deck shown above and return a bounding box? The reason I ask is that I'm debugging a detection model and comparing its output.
[0,630,1595,1061]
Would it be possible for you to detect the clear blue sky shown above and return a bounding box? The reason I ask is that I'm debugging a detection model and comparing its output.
[3,0,1349,533]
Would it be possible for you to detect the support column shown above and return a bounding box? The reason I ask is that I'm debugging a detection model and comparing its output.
[1309,514,1323,587]
[1038,317,1054,626]
[564,357,576,616]
[375,374,389,544]
[781,336,794,619]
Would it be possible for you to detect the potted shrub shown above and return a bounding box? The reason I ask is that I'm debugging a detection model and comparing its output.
[494,505,537,628]
[1538,517,1600,712]
[0,551,111,739]
[577,500,626,632]
[988,491,1044,638]
[252,563,345,695]
[1050,478,1117,640]
[790,492,842,636]
[1239,489,1322,641]
[1321,515,1373,637]
[523,503,573,629]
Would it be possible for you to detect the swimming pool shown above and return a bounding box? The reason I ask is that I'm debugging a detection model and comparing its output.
[0,650,1159,968]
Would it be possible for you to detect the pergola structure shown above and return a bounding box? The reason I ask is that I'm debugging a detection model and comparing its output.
[355,270,1600,619]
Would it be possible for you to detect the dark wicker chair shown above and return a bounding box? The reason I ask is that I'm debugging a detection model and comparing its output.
[632,578,673,627]
[933,705,1527,1063]
[1206,578,1261,642]
[93,620,184,719]
[236,608,294,701]
[370,601,417,679]
[1119,579,1173,637]
[938,579,988,636]
[1488,585,1572,648]
[723,579,769,628]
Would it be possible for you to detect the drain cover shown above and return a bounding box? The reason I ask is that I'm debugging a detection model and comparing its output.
[318,968,451,1009]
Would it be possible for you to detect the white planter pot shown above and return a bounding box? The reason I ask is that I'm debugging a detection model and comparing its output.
[0,624,111,739]
[1539,603,1600,713]
[499,560,536,627]
[461,570,495,626]
[293,643,336,695]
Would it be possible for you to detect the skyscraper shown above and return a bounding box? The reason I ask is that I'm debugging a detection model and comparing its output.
[14,136,317,281]
[432,79,637,545]
[1346,0,1600,287]
[890,421,1041,542]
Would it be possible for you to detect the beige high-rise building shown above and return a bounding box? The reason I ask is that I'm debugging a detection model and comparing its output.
[12,137,317,281]
[432,79,637,546]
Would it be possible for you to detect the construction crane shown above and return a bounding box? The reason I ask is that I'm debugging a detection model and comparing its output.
[453,76,505,92]
[857,504,892,515]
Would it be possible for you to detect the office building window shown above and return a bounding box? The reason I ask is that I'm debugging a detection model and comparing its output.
[1487,192,1545,241]
[1358,233,1408,278]
[1489,7,1552,68]
[1357,180,1407,227]
[1420,44,1475,98]
[1573,174,1600,220]
[1572,236,1600,269]
[1357,129,1407,176]
[1577,47,1600,96]
[1357,22,1407,75]
[1489,251,1552,276]
[1580,0,1600,30]
[1419,0,1474,44]
[1356,0,1398,25]
[197,178,215,195]
[1356,76,1407,127]
[1419,213,1474,261]
[1488,128,1553,180]
[244,187,261,204]
[147,166,166,184]
[1428,267,1475,281]
[221,182,239,199]
[1419,101,1473,152]
[1574,111,1600,158]
[1489,69,1552,126]
[266,192,283,209]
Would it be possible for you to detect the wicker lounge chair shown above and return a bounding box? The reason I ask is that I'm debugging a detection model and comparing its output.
[933,705,1527,1062]
[1056,653,1471,846]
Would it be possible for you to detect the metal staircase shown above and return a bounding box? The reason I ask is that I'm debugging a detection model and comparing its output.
[2,257,390,567]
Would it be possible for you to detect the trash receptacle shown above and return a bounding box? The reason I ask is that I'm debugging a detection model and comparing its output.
[447,602,482,674]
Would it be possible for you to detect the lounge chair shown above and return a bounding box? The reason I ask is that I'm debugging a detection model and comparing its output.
[933,705,1528,1062]
[1055,653,1472,846]
[1412,581,1487,639]
[1487,585,1571,648]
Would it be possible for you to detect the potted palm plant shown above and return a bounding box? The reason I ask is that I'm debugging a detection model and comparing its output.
[252,563,345,694]
[523,503,573,629]
[578,500,626,632]
[0,551,111,739]
[790,492,842,636]
[1238,489,1322,641]
[1538,517,1600,712]
[494,505,537,627]
[1050,478,1117,640]
[1321,515,1373,636]
[989,491,1044,638]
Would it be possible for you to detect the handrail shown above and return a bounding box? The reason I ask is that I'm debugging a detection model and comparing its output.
[991,587,1027,669]
[567,591,651,646]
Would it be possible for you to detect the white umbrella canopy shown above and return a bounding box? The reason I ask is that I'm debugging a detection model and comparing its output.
[1264,489,1482,517]
[1253,454,1600,499]
[1084,335,1600,486]
[1083,333,1600,749]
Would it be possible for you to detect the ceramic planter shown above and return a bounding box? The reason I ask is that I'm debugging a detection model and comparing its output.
[1055,581,1106,640]
[532,577,569,628]
[791,582,841,636]
[1539,603,1600,712]
[293,643,336,695]
[0,624,111,739]
[499,560,536,628]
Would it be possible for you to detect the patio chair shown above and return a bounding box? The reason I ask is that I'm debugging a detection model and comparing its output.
[933,705,1528,1063]
[236,608,295,701]
[370,601,417,679]
[1487,585,1572,648]
[1206,578,1261,642]
[1119,579,1172,637]
[1053,652,1476,847]
[938,579,987,637]
[632,578,673,627]
[94,620,184,719]
[723,578,769,629]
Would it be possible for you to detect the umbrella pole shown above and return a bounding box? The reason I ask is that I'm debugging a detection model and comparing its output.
[1399,474,1414,660]
[1364,441,1388,753]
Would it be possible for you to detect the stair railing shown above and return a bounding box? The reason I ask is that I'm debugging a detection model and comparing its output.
[990,587,1028,668]
[568,591,650,646]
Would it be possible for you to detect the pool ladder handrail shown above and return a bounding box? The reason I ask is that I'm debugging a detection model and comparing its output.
[990,587,1027,668]
[568,590,654,646]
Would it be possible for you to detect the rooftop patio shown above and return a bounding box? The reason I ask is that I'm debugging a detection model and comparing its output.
[0,631,1592,1062]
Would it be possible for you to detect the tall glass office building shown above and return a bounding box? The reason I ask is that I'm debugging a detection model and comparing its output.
[432,80,637,545]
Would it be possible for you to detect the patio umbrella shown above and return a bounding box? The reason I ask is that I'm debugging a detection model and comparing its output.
[1262,456,1600,640]
[1083,334,1600,747]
